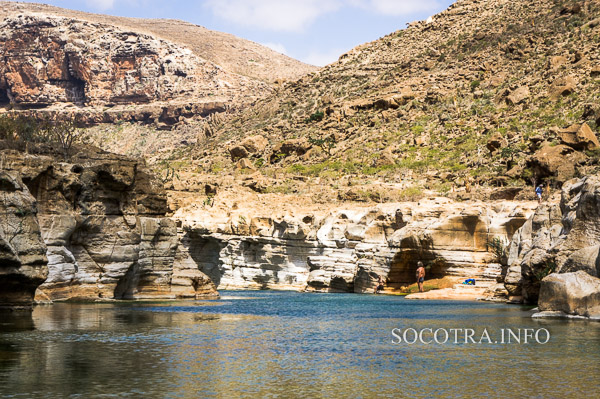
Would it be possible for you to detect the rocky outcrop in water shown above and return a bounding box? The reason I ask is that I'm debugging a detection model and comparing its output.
[504,202,563,302]
[175,198,535,293]
[505,174,600,317]
[0,170,47,310]
[535,271,600,319]
[1,146,216,302]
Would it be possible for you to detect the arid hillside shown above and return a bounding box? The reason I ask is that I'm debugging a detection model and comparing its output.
[169,0,600,205]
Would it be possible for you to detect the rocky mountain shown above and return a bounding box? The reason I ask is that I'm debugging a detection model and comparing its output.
[0,1,315,129]
[172,0,600,204]
[0,2,314,84]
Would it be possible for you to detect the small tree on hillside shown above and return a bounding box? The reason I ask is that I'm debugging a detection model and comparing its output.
[308,133,336,156]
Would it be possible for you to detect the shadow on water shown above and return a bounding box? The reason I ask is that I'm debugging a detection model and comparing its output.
[0,311,35,333]
[0,311,34,375]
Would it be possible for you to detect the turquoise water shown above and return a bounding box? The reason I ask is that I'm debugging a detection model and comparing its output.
[1,291,600,398]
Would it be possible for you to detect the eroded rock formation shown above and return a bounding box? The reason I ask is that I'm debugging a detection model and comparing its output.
[0,170,47,310]
[1,147,216,302]
[505,174,600,317]
[175,198,536,293]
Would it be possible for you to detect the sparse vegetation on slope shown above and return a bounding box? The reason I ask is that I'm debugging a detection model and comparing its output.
[171,0,600,203]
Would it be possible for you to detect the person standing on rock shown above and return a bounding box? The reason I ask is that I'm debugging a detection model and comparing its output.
[416,261,425,293]
[535,183,544,203]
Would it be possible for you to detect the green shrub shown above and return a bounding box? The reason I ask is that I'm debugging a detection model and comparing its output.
[308,111,324,122]
[488,236,508,262]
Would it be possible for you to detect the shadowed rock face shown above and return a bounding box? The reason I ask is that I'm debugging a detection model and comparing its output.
[505,174,600,309]
[1,147,216,301]
[0,170,48,310]
[175,199,535,293]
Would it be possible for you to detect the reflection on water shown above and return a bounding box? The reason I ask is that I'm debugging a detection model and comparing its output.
[1,292,600,398]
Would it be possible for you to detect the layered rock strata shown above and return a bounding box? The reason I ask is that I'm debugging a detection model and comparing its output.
[505,175,600,317]
[0,13,266,125]
[175,199,536,293]
[1,147,216,301]
[0,170,48,309]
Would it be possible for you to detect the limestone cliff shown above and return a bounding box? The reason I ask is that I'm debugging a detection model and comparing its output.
[0,146,216,302]
[0,2,315,84]
[505,174,600,316]
[0,12,265,126]
[174,197,535,293]
[0,170,47,309]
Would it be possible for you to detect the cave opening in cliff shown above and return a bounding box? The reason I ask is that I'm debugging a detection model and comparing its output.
[0,89,10,105]
[387,251,447,289]
[185,234,225,287]
[65,78,86,104]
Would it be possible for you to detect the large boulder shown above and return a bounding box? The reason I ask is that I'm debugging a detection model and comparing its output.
[558,123,599,151]
[548,76,576,100]
[527,144,586,183]
[506,86,530,105]
[229,135,268,160]
[537,271,600,318]
[270,139,311,162]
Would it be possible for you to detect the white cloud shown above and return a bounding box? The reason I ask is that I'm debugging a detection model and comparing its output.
[204,1,444,33]
[204,0,341,32]
[365,0,442,16]
[302,47,347,67]
[85,0,116,11]
[261,42,288,55]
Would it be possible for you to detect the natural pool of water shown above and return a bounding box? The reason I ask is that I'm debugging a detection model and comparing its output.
[1,291,599,398]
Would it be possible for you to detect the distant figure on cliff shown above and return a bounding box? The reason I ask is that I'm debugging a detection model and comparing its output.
[416,261,425,293]
[535,183,544,203]
[375,275,384,294]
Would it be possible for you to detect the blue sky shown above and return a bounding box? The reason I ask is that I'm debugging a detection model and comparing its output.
[9,0,455,66]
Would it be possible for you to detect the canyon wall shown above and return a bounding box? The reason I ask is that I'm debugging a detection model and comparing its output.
[175,199,536,293]
[0,147,217,305]
[0,170,47,310]
[505,174,600,318]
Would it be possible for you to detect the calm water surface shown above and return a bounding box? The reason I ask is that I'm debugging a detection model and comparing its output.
[1,291,599,398]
